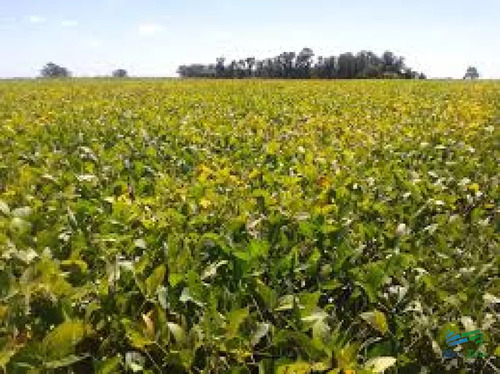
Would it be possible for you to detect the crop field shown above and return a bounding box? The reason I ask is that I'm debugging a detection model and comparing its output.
[0,80,499,373]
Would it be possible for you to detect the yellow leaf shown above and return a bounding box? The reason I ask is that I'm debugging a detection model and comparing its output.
[142,311,155,338]
[229,175,240,185]
[249,169,261,179]
[364,356,396,373]
[311,362,330,371]
[494,345,500,356]
[197,164,212,182]
[468,183,480,193]
[277,362,312,374]
[200,198,211,209]
[335,343,358,369]
[0,305,8,319]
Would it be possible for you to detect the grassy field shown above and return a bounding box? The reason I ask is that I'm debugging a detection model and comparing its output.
[0,80,498,373]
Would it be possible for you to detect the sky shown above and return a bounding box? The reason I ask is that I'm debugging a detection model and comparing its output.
[0,0,499,78]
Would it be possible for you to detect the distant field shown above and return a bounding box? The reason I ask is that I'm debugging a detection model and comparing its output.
[0,80,498,373]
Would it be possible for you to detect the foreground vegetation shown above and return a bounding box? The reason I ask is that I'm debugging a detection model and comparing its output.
[0,79,498,373]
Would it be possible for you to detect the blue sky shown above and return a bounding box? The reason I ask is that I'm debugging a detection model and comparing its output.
[0,0,499,78]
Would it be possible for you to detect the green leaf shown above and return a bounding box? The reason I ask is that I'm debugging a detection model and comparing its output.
[385,253,415,276]
[234,240,270,262]
[167,322,186,344]
[302,310,328,323]
[157,285,168,309]
[275,295,297,312]
[122,319,154,349]
[436,322,459,346]
[233,250,251,262]
[351,261,388,303]
[44,354,89,369]
[248,240,270,259]
[0,348,17,370]
[360,310,388,335]
[312,319,330,345]
[10,217,32,233]
[298,292,320,317]
[274,330,324,360]
[61,259,88,274]
[255,279,278,310]
[226,307,249,337]
[179,287,205,307]
[145,264,166,298]
[95,356,122,374]
[168,273,184,287]
[251,323,270,346]
[42,320,87,360]
[334,343,359,370]
[201,260,228,280]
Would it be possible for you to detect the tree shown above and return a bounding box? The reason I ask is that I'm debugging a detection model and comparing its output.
[245,57,256,77]
[337,52,356,79]
[282,52,296,77]
[112,69,128,78]
[237,60,247,78]
[227,60,238,78]
[463,66,479,79]
[177,64,215,78]
[294,48,314,78]
[40,62,71,78]
[215,57,226,78]
[382,51,405,74]
[178,49,425,80]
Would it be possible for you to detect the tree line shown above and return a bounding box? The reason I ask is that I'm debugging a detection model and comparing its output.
[177,48,428,79]
[38,58,481,80]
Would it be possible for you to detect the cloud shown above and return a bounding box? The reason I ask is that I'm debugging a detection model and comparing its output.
[138,23,164,36]
[28,15,46,24]
[0,17,16,23]
[61,20,78,27]
[0,17,16,30]
[82,38,103,48]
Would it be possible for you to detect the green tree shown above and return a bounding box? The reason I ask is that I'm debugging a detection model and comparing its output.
[112,69,128,78]
[337,52,356,79]
[237,59,247,78]
[40,62,71,78]
[463,66,479,79]
[294,48,314,78]
[215,57,226,78]
[245,57,256,77]
[179,49,425,80]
